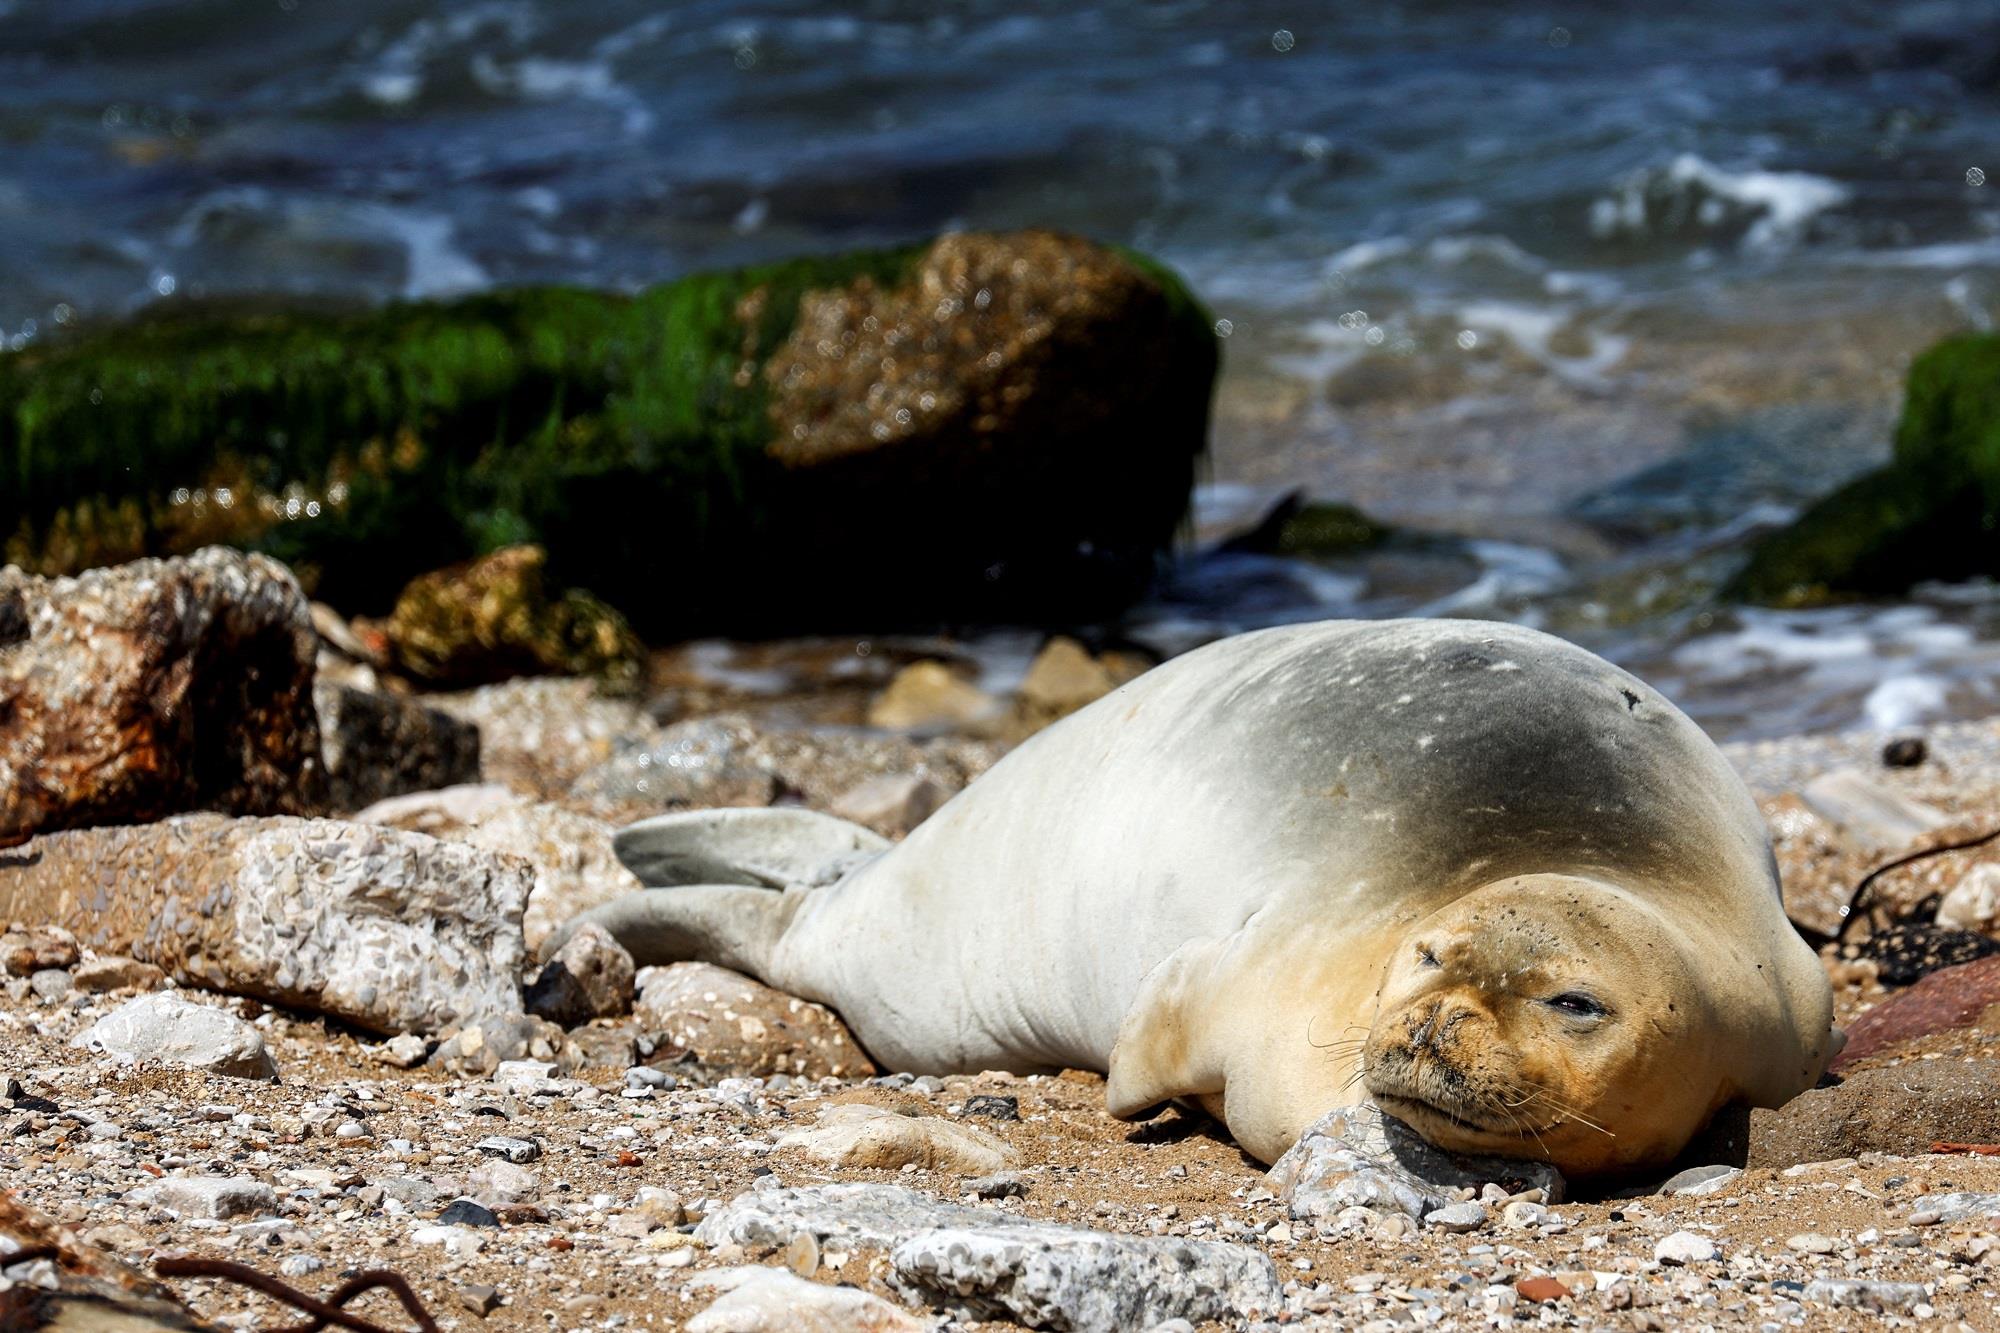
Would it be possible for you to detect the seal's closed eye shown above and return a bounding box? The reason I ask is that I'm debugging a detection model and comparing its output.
[1543,991,1608,1019]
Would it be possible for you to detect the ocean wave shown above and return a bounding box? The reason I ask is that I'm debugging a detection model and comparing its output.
[1588,153,1850,251]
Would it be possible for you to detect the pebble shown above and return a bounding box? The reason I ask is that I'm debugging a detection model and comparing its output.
[1424,1202,1487,1233]
[129,1176,278,1221]
[474,1135,540,1163]
[1786,1232,1838,1254]
[438,1198,501,1228]
[1653,1231,1719,1265]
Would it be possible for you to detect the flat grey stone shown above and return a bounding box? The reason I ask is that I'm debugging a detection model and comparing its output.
[474,1135,540,1164]
[1658,1165,1742,1197]
[892,1224,1281,1333]
[1802,1279,1931,1313]
[130,1176,278,1220]
[1423,1202,1487,1233]
[1911,1191,2000,1224]
[695,1183,1025,1253]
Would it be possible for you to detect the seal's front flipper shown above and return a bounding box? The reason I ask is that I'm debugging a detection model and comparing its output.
[1105,936,1231,1121]
[613,808,888,890]
[546,884,802,977]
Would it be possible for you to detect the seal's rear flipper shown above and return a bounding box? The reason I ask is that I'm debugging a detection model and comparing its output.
[545,884,802,977]
[613,808,888,890]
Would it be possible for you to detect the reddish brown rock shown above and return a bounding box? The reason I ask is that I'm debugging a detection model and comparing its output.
[0,923,79,975]
[0,1191,220,1331]
[0,547,323,847]
[1835,954,2000,1068]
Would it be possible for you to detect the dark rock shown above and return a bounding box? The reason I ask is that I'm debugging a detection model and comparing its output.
[1217,490,1387,559]
[1835,954,2000,1068]
[523,923,635,1029]
[437,1198,501,1229]
[315,683,482,812]
[1731,333,2000,603]
[1845,922,2000,988]
[0,548,323,847]
[961,1095,1020,1122]
[1882,736,1928,768]
[382,546,640,689]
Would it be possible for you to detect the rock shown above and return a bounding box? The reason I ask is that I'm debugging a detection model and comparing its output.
[635,962,875,1082]
[867,663,1007,734]
[1937,862,2000,936]
[1882,736,1928,768]
[28,968,72,1001]
[1653,1231,1718,1265]
[74,994,277,1080]
[1797,769,1950,856]
[830,773,950,837]
[69,956,166,993]
[1730,332,2000,603]
[1500,1200,1548,1229]
[968,1173,1027,1200]
[474,1136,541,1164]
[1835,956,2000,1067]
[0,815,528,1036]
[1424,1202,1487,1233]
[437,1199,501,1229]
[1656,1165,1741,1197]
[1787,1232,1837,1253]
[961,1095,1019,1122]
[1714,1060,2000,1166]
[456,1284,503,1319]
[776,1104,1016,1176]
[371,1034,431,1069]
[684,1266,931,1333]
[430,1016,565,1078]
[696,1183,1028,1253]
[1847,922,2000,986]
[1015,637,1146,724]
[383,546,640,689]
[465,1161,540,1206]
[0,924,78,975]
[563,1023,640,1071]
[1515,1277,1570,1303]
[1802,1279,1931,1313]
[524,923,635,1028]
[568,717,780,811]
[354,784,525,831]
[314,682,481,813]
[1909,1191,2000,1224]
[1215,492,1388,559]
[128,1176,278,1221]
[890,1224,1281,1332]
[0,548,322,846]
[358,789,638,956]
[1266,1104,1565,1230]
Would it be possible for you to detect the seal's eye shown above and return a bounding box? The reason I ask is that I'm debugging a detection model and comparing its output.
[1417,945,1441,969]
[1544,992,1607,1019]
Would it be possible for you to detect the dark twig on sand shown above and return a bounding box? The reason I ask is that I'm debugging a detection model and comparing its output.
[154,1257,440,1333]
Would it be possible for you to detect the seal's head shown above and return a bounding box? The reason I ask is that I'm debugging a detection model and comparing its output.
[1362,874,1747,1177]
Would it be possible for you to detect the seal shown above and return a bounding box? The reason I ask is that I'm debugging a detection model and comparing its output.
[557,619,1838,1173]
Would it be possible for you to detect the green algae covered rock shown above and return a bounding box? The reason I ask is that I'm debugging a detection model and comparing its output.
[0,231,1216,633]
[1730,334,2000,605]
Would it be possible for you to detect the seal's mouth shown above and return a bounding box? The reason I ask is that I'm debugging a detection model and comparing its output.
[1370,1090,1551,1139]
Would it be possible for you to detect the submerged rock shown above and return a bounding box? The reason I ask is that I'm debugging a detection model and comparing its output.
[0,548,322,847]
[75,993,277,1081]
[0,815,528,1034]
[635,962,875,1082]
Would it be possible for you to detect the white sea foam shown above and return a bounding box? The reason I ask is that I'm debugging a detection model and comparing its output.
[1864,674,1950,731]
[1453,301,1631,384]
[1590,153,1849,251]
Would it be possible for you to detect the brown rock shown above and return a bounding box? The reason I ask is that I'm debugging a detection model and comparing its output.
[1016,636,1147,721]
[776,1103,1016,1175]
[1691,1061,2000,1168]
[0,548,323,847]
[1516,1277,1570,1303]
[70,956,166,993]
[866,661,1004,734]
[635,962,876,1081]
[0,1190,222,1330]
[0,923,79,976]
[829,772,950,837]
[1835,954,2000,1068]
[384,545,640,689]
[524,922,635,1028]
